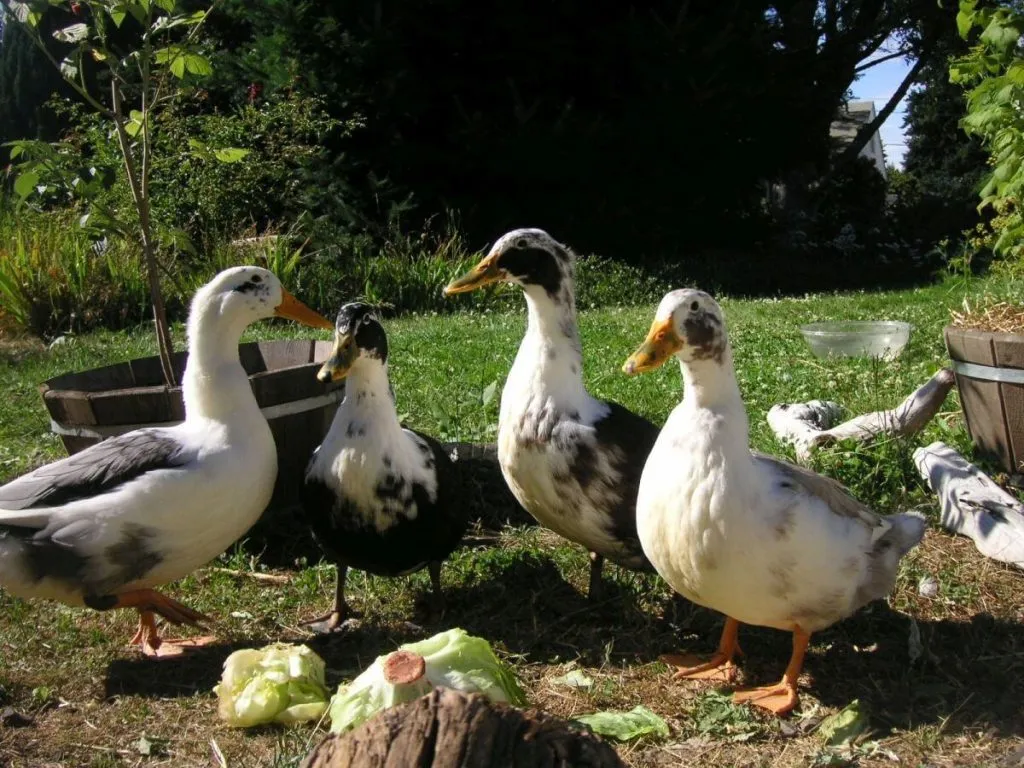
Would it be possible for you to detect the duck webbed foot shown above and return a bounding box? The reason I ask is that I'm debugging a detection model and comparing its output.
[662,616,742,683]
[732,626,809,716]
[303,563,360,633]
[128,609,217,659]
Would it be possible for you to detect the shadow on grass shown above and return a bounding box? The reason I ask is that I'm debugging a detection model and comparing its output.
[651,600,1024,739]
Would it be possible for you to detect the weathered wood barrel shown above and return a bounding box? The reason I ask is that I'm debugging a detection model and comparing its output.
[945,326,1024,473]
[38,339,344,506]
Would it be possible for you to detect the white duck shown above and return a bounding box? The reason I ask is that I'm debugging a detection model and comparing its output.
[623,289,926,714]
[0,266,332,658]
[444,229,658,599]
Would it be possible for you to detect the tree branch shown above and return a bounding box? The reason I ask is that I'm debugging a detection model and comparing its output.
[855,48,912,72]
[837,53,926,166]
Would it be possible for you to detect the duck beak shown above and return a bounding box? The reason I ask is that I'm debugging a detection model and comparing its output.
[275,290,334,330]
[443,252,503,296]
[623,317,683,375]
[317,334,358,383]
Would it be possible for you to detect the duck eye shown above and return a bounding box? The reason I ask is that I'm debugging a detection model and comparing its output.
[690,300,699,311]
[251,275,262,284]
[655,330,667,341]
[515,238,528,249]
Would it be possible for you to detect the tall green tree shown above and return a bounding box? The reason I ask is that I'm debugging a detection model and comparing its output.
[896,12,989,246]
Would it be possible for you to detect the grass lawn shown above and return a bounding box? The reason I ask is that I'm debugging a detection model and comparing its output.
[1,271,1023,767]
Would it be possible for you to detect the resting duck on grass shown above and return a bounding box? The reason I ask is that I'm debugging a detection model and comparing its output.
[301,303,467,631]
[0,267,333,658]
[444,229,658,600]
[623,289,926,714]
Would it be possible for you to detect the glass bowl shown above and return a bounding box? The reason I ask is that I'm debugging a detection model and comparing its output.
[799,321,911,361]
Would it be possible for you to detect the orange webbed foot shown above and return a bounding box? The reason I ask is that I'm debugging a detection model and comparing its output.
[660,652,739,683]
[662,617,743,684]
[732,679,799,715]
[129,611,217,660]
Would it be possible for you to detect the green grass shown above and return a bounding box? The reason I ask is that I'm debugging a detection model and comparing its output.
[1,272,1023,767]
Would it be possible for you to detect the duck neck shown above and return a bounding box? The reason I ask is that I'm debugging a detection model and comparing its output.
[515,282,588,404]
[337,358,400,432]
[678,347,749,448]
[181,302,258,423]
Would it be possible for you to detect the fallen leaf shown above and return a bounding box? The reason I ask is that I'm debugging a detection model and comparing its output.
[552,669,594,690]
[816,700,869,746]
[574,705,670,742]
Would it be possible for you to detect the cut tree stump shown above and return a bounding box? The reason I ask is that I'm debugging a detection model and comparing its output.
[768,368,955,463]
[914,441,1024,570]
[300,688,626,768]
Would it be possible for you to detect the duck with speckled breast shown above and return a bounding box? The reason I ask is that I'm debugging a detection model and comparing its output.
[622,289,926,714]
[301,303,468,632]
[443,229,659,600]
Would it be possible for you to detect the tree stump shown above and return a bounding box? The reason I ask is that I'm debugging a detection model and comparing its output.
[301,688,626,768]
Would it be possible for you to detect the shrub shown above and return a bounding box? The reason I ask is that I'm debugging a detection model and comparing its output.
[0,206,157,337]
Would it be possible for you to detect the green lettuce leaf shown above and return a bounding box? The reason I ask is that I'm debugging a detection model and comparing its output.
[328,628,525,733]
[214,643,330,727]
[574,705,670,742]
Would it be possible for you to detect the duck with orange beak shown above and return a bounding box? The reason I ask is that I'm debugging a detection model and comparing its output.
[0,267,333,658]
[444,229,659,600]
[624,289,926,714]
[301,303,467,631]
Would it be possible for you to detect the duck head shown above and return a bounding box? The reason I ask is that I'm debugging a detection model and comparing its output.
[317,302,389,383]
[189,266,333,339]
[622,289,728,375]
[443,228,573,300]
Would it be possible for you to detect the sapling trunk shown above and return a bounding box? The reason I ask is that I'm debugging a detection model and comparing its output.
[110,80,176,387]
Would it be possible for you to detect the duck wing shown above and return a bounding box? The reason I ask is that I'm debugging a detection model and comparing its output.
[0,429,195,517]
[752,452,881,529]
[406,428,467,536]
[589,400,661,565]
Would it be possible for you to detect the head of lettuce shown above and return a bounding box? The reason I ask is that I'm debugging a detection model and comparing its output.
[329,628,526,733]
[214,643,331,727]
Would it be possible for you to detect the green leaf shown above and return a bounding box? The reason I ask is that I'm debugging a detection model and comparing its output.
[212,147,249,163]
[110,8,127,27]
[13,171,40,199]
[816,699,869,746]
[183,52,212,76]
[154,0,176,12]
[957,6,977,39]
[574,706,670,742]
[981,16,1023,53]
[124,110,145,138]
[170,55,186,78]
[188,137,215,161]
[481,379,498,407]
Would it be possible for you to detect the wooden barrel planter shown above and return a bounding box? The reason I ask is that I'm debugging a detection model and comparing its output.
[38,339,344,507]
[945,326,1024,473]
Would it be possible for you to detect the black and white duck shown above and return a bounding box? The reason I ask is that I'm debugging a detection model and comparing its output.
[302,303,467,631]
[443,229,658,598]
[0,267,333,657]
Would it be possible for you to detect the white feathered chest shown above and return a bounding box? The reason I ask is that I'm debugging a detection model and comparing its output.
[308,391,438,534]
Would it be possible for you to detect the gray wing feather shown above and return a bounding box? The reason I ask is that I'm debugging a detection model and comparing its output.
[0,429,194,514]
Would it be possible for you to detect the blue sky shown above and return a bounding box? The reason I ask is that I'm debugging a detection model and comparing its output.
[850,50,914,168]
